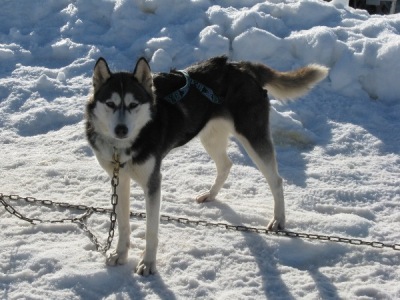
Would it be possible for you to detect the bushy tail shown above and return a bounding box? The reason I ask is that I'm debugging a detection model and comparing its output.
[245,63,329,100]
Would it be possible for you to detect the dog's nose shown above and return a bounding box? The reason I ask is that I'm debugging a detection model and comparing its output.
[114,125,128,138]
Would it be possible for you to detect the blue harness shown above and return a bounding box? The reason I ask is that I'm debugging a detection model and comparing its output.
[163,70,222,104]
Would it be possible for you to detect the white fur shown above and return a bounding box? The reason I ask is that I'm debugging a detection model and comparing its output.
[125,102,152,141]
[196,118,285,230]
[196,119,234,203]
[110,92,122,105]
[234,133,285,229]
[92,92,152,144]
[124,93,139,106]
[266,64,329,101]
[100,155,160,275]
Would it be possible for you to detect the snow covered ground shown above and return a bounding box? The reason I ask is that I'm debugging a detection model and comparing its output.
[1,0,400,299]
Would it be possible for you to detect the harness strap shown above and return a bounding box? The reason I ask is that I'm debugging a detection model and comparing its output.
[163,70,222,104]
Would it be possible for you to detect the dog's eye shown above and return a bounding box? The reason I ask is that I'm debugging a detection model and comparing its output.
[128,103,138,110]
[106,102,116,109]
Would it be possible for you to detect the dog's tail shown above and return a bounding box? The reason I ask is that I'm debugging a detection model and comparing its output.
[245,63,329,101]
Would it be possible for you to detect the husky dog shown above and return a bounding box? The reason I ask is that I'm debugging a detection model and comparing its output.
[85,56,328,275]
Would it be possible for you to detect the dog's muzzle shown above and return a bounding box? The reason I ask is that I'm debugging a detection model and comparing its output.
[114,124,128,139]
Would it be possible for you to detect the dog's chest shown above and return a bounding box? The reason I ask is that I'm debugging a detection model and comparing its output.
[93,137,136,166]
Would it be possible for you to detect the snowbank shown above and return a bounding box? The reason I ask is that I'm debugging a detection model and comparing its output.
[1,0,399,299]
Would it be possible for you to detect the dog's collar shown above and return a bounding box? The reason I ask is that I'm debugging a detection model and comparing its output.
[112,148,127,168]
[163,70,222,104]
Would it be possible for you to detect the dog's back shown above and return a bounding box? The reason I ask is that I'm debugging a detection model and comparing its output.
[155,55,328,104]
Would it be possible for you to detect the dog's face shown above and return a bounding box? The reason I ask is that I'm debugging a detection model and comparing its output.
[89,57,154,143]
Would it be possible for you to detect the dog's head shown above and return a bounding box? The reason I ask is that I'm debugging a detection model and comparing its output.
[88,57,154,143]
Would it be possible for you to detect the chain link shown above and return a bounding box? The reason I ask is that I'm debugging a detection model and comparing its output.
[0,150,121,256]
[0,193,92,225]
[156,215,400,251]
[101,150,120,253]
[1,192,400,252]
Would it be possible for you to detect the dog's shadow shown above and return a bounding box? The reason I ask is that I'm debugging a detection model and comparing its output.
[206,200,295,299]
[205,200,343,299]
[102,261,177,300]
[56,259,177,300]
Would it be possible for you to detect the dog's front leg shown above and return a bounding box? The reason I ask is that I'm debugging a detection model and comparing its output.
[106,171,131,266]
[136,171,161,276]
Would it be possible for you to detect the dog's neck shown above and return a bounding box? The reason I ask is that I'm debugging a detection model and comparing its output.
[92,133,135,166]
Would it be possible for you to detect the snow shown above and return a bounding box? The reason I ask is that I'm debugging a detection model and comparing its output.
[1,0,399,299]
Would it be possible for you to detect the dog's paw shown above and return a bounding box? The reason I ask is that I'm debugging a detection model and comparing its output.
[196,192,215,203]
[267,216,285,231]
[136,259,157,276]
[106,250,128,266]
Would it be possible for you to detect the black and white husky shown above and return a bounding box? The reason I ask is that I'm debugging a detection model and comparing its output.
[85,56,328,275]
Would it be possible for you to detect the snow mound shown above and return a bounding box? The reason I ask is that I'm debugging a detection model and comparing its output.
[1,0,400,299]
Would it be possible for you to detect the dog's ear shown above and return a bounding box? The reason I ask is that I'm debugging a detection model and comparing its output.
[134,57,153,96]
[93,57,111,92]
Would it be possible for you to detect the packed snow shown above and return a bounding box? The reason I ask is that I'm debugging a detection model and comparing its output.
[1,0,400,299]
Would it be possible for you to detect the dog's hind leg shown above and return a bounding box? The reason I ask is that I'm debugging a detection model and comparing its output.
[196,119,233,203]
[234,132,285,230]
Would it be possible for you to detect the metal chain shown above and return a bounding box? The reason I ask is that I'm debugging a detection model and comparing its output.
[0,194,94,225]
[0,151,121,256]
[158,215,400,251]
[1,192,399,252]
[103,150,120,253]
